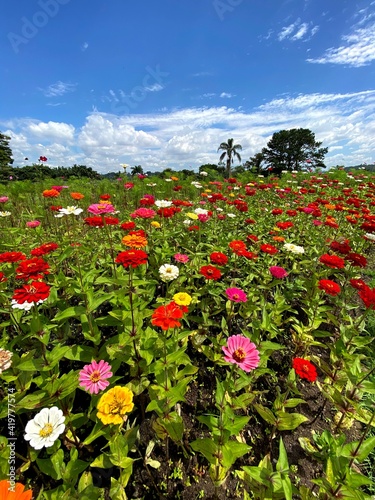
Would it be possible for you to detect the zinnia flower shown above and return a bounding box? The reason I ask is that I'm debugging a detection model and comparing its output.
[318,279,341,296]
[30,242,58,256]
[130,208,156,219]
[283,243,305,254]
[319,254,345,269]
[159,264,179,281]
[87,203,115,215]
[11,281,50,310]
[115,250,148,268]
[0,349,13,375]
[97,386,134,425]
[260,244,279,255]
[0,252,26,263]
[151,301,184,330]
[174,253,189,263]
[15,258,50,281]
[55,206,84,217]
[173,292,192,306]
[70,192,85,200]
[122,234,148,248]
[0,480,32,500]
[200,265,222,280]
[292,358,317,382]
[0,196,9,203]
[42,189,60,198]
[222,335,260,372]
[269,266,288,279]
[26,220,40,228]
[359,285,375,309]
[79,360,113,395]
[229,240,247,254]
[24,407,65,449]
[121,221,136,230]
[225,288,247,302]
[210,252,228,265]
[344,252,367,268]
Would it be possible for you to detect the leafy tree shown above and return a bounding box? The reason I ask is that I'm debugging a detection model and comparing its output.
[261,128,328,174]
[0,132,14,170]
[131,165,144,176]
[217,138,242,177]
[245,152,266,173]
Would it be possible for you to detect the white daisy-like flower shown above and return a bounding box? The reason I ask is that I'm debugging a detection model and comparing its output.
[365,233,375,241]
[0,211,11,217]
[200,171,208,176]
[164,178,173,182]
[0,349,13,375]
[25,407,65,449]
[194,208,208,215]
[183,219,192,225]
[154,200,172,208]
[54,206,84,218]
[227,213,236,218]
[147,183,157,187]
[283,243,305,254]
[159,264,179,282]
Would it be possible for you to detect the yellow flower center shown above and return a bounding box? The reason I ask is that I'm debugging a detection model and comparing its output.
[232,348,246,363]
[90,370,101,383]
[39,423,53,438]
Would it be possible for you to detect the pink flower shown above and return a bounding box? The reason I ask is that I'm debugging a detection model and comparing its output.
[225,287,247,302]
[269,266,288,279]
[198,213,210,223]
[87,203,116,215]
[51,186,64,192]
[174,253,189,263]
[79,360,113,395]
[130,208,156,219]
[26,220,41,228]
[0,196,9,203]
[222,335,260,372]
[313,220,323,226]
[303,207,314,214]
[124,182,134,189]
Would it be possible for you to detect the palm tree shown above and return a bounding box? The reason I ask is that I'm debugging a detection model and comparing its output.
[217,138,242,177]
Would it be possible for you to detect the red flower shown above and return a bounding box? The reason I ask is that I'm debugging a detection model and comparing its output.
[247,234,259,243]
[188,225,200,232]
[229,240,247,254]
[238,250,258,260]
[12,281,50,304]
[276,221,294,230]
[100,194,111,200]
[260,244,279,255]
[359,286,375,309]
[329,240,351,254]
[49,205,63,211]
[200,265,222,280]
[344,252,367,268]
[85,216,120,227]
[0,251,27,263]
[0,272,7,283]
[350,278,367,291]
[319,254,345,269]
[293,358,317,382]
[286,210,297,216]
[30,242,59,256]
[115,250,148,268]
[271,208,283,215]
[15,258,50,281]
[121,221,136,231]
[210,252,228,265]
[318,279,341,296]
[151,301,184,330]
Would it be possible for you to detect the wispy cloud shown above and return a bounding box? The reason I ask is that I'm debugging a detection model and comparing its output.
[81,42,89,51]
[144,83,164,92]
[220,92,234,98]
[278,19,319,42]
[307,22,375,67]
[40,81,77,98]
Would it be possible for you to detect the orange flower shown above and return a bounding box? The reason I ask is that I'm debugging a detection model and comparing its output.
[171,176,179,181]
[0,480,32,500]
[122,234,148,248]
[324,204,335,210]
[42,189,60,198]
[70,192,85,200]
[273,236,285,242]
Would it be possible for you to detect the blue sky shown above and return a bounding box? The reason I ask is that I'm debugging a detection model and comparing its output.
[1,0,375,173]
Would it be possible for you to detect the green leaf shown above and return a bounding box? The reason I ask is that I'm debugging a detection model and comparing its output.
[275,412,309,431]
[221,441,251,468]
[276,438,289,473]
[253,404,277,425]
[90,453,114,469]
[341,436,375,462]
[190,438,218,465]
[53,306,86,322]
[83,422,107,446]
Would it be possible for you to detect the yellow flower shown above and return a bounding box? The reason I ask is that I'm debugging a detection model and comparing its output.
[151,221,161,228]
[186,212,198,220]
[229,193,235,197]
[98,200,112,205]
[205,189,212,193]
[97,386,134,425]
[173,292,192,306]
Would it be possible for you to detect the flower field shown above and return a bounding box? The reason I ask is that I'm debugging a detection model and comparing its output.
[0,170,375,500]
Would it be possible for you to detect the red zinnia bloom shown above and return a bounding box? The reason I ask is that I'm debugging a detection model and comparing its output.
[0,272,7,283]
[247,234,259,243]
[115,250,148,268]
[0,251,26,263]
[271,208,283,215]
[329,240,351,254]
[49,205,63,212]
[15,258,50,281]
[121,221,136,231]
[286,210,297,216]
[30,242,59,256]
[349,278,367,291]
[260,244,279,255]
[210,252,228,265]
[100,194,111,200]
[292,358,317,382]
[12,281,51,304]
[319,254,345,269]
[200,265,222,280]
[359,286,375,309]
[151,301,184,330]
[188,225,200,231]
[345,252,367,268]
[229,240,247,254]
[318,279,341,296]
[276,221,294,230]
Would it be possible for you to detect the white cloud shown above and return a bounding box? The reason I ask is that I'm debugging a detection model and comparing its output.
[39,81,77,98]
[277,19,319,42]
[81,42,89,51]
[307,22,375,67]
[220,92,234,98]
[3,90,375,172]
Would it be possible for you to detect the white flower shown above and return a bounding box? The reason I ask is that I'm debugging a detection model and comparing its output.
[154,200,172,208]
[194,208,208,215]
[147,183,157,187]
[283,243,305,254]
[25,407,65,449]
[191,181,203,188]
[0,211,11,217]
[227,213,236,218]
[54,206,83,217]
[365,233,375,241]
[183,219,192,225]
[0,349,13,375]
[159,264,179,281]
[165,178,173,182]
[200,171,208,176]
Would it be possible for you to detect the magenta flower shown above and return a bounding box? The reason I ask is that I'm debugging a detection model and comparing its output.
[79,360,113,394]
[26,220,41,228]
[222,335,260,372]
[269,266,288,279]
[87,203,116,215]
[198,213,210,223]
[174,253,189,263]
[130,208,156,219]
[313,219,323,226]
[225,287,247,302]
[0,196,9,203]
[124,182,134,189]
